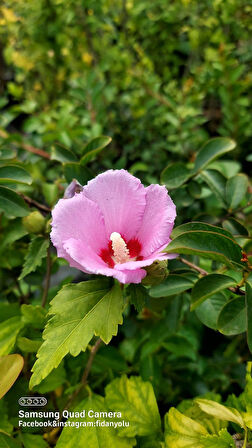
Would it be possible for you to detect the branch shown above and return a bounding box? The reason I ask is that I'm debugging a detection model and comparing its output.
[0,129,50,159]
[179,256,245,296]
[66,338,103,408]
[41,246,52,308]
[179,257,208,276]
[20,194,51,213]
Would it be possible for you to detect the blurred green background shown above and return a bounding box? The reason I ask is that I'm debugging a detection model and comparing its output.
[0,4,252,445]
[0,0,252,180]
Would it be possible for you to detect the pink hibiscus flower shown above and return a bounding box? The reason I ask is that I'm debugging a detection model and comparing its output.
[50,170,176,284]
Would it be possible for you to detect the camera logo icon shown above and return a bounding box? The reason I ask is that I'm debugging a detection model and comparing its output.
[18,397,47,406]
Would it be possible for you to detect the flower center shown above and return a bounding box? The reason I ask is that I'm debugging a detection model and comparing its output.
[99,233,143,268]
[110,232,130,264]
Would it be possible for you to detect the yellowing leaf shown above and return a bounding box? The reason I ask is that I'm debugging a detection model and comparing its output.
[0,354,24,399]
[195,399,245,428]
[105,375,161,437]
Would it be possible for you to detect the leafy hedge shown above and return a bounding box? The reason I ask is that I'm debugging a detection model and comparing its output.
[0,1,251,447]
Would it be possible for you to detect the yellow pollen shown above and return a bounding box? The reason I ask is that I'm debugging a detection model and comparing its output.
[110,232,130,264]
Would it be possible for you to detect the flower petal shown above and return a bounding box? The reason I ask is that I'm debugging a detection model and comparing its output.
[115,252,176,271]
[64,238,146,284]
[63,238,113,275]
[136,184,176,257]
[83,169,146,240]
[50,192,107,261]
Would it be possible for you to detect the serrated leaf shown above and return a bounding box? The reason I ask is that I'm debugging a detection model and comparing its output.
[0,164,32,185]
[200,169,226,205]
[195,399,245,428]
[0,354,24,399]
[105,375,161,437]
[0,186,29,217]
[161,162,191,189]
[19,237,49,280]
[194,138,236,172]
[217,296,246,336]
[80,135,112,165]
[226,174,248,211]
[150,275,194,298]
[51,143,77,163]
[165,230,243,269]
[195,293,228,330]
[246,281,252,353]
[56,393,135,448]
[30,280,123,388]
[0,317,24,356]
[191,274,236,310]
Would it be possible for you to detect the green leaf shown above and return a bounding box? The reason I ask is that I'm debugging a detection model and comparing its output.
[17,337,42,353]
[80,136,112,165]
[0,148,16,159]
[105,375,161,437]
[42,183,58,206]
[0,354,24,399]
[191,274,236,310]
[0,317,24,356]
[200,169,226,205]
[217,296,246,336]
[0,186,29,217]
[0,399,13,434]
[0,165,32,185]
[19,237,49,280]
[0,434,21,448]
[149,275,194,298]
[128,284,147,312]
[226,174,248,211]
[20,433,48,448]
[33,363,66,394]
[222,218,249,237]
[30,280,123,388]
[246,281,252,353]
[195,293,228,330]
[171,222,233,240]
[51,143,77,163]
[165,231,243,269]
[195,399,245,428]
[63,162,92,184]
[161,162,191,190]
[21,304,47,328]
[56,393,135,448]
[194,138,236,172]
[0,219,28,249]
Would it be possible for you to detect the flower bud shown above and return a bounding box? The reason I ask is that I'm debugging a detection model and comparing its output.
[22,211,46,234]
[142,260,168,286]
[64,179,83,198]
